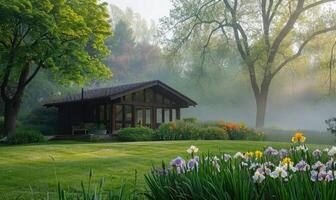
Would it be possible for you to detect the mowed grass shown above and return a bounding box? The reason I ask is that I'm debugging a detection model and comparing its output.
[0,140,329,199]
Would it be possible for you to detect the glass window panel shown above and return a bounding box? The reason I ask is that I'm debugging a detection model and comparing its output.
[116,105,123,121]
[145,89,154,103]
[106,104,111,121]
[124,105,132,121]
[145,109,151,127]
[172,109,176,121]
[156,108,162,124]
[99,105,105,121]
[164,108,170,122]
[136,109,143,126]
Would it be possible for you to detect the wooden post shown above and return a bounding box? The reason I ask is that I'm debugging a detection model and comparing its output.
[176,108,181,120]
[111,104,116,133]
[169,109,172,122]
[152,107,156,129]
[132,105,136,127]
[162,108,165,123]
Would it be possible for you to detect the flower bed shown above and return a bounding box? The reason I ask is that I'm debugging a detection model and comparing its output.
[145,133,336,199]
[157,120,264,141]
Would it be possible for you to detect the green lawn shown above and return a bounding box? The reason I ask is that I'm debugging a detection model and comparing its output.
[0,140,328,199]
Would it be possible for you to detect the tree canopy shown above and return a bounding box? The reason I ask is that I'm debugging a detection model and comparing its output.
[160,0,336,128]
[0,0,112,135]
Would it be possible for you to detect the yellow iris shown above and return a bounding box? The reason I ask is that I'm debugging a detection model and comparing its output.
[245,151,254,158]
[255,150,263,158]
[291,132,306,143]
[281,157,292,165]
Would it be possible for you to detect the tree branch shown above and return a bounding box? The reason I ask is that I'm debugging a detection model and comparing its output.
[271,26,336,77]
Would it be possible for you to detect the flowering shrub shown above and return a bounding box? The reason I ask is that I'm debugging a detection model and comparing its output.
[157,120,263,141]
[217,120,264,140]
[146,133,336,199]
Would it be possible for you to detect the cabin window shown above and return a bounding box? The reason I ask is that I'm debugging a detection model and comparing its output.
[124,105,132,127]
[135,90,144,102]
[145,89,154,103]
[106,104,111,121]
[172,109,176,121]
[136,108,143,126]
[145,108,151,127]
[116,105,123,130]
[99,105,105,121]
[156,108,163,124]
[164,108,170,122]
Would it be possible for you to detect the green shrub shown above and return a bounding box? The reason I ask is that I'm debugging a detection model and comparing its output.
[182,117,197,123]
[117,127,156,141]
[8,127,45,144]
[20,107,58,135]
[157,121,200,140]
[198,127,229,140]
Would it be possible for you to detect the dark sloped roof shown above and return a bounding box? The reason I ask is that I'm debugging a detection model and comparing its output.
[44,80,197,107]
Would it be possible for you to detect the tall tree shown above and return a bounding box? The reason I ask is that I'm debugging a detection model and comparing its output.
[0,0,112,136]
[161,0,336,128]
[106,20,135,56]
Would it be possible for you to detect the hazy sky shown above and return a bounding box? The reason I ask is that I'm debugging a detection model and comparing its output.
[104,0,172,23]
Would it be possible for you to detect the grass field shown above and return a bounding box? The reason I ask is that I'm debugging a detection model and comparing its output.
[0,140,329,199]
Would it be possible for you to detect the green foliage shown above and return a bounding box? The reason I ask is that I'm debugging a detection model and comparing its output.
[7,127,45,144]
[182,117,198,123]
[0,0,112,85]
[117,127,156,142]
[20,106,58,135]
[57,170,140,200]
[198,127,229,140]
[105,20,135,56]
[145,142,336,199]
[157,120,263,141]
[157,121,201,140]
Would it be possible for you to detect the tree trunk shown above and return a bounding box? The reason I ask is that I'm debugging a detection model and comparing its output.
[3,100,21,136]
[255,93,267,129]
[255,79,271,130]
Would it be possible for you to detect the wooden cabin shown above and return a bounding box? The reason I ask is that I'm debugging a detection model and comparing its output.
[44,80,197,134]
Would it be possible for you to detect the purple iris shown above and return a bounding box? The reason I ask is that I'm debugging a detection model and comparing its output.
[223,154,231,162]
[311,170,318,181]
[325,173,334,182]
[326,159,336,169]
[312,149,322,158]
[279,149,288,159]
[187,159,198,169]
[264,147,279,156]
[295,160,310,171]
[194,156,200,163]
[170,156,186,168]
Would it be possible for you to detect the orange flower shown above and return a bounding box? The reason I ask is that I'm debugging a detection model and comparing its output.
[292,132,306,143]
[225,122,239,130]
[169,122,176,130]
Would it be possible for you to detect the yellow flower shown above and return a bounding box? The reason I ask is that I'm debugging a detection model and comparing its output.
[245,151,254,158]
[293,132,306,143]
[255,150,263,158]
[281,157,293,166]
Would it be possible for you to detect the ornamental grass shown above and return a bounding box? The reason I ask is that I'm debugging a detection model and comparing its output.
[145,133,336,200]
